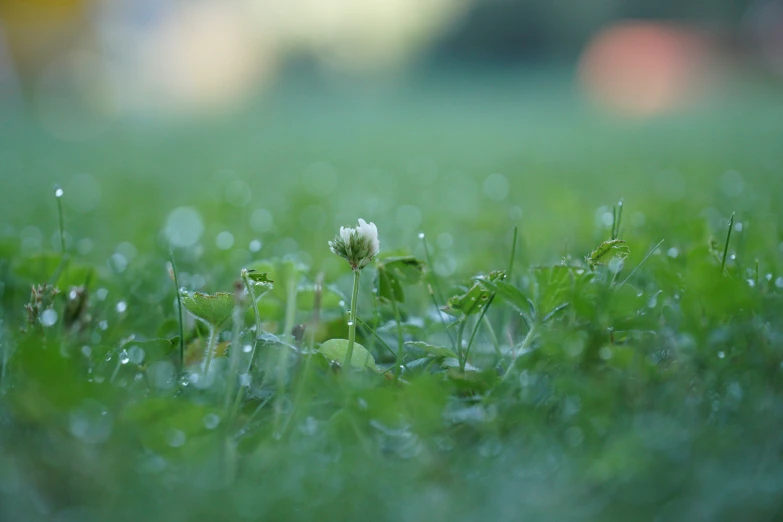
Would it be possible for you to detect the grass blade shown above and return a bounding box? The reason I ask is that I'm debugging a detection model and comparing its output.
[721,213,735,275]
[169,250,185,373]
[617,239,664,288]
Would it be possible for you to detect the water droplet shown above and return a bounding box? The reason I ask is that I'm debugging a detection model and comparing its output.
[239,373,251,387]
[69,289,79,300]
[98,320,109,331]
[203,413,220,430]
[40,309,58,327]
[243,344,252,353]
[599,346,613,360]
[216,231,234,250]
[166,429,186,448]
[765,273,773,281]
[116,301,127,313]
[109,253,128,273]
[418,232,425,239]
[164,207,204,248]
[338,300,346,308]
[69,400,112,444]
[128,345,145,364]
[54,186,64,198]
[747,279,756,288]
[249,239,262,252]
[299,416,318,436]
[718,351,725,359]
[346,321,354,327]
[81,345,91,357]
[775,277,783,289]
[667,247,679,259]
[119,349,130,365]
[96,288,108,301]
[482,173,509,201]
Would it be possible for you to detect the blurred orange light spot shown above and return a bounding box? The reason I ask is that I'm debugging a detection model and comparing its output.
[579,22,709,117]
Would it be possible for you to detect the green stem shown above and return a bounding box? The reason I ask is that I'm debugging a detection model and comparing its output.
[202,324,218,380]
[223,296,244,413]
[457,320,466,368]
[228,272,269,426]
[109,358,122,384]
[499,323,537,386]
[274,277,298,435]
[721,213,735,275]
[462,296,495,372]
[55,186,66,254]
[345,269,361,368]
[482,314,503,367]
[170,251,185,373]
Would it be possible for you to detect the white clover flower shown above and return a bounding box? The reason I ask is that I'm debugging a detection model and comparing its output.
[329,218,380,270]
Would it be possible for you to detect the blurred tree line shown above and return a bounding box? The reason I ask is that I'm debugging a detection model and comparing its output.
[426,0,755,64]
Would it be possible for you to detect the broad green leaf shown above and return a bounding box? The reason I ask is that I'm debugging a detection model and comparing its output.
[180,291,234,326]
[586,239,630,270]
[531,265,593,319]
[405,341,457,359]
[479,279,530,316]
[381,256,425,282]
[375,256,425,303]
[377,268,404,302]
[245,270,273,285]
[444,270,505,316]
[319,339,380,372]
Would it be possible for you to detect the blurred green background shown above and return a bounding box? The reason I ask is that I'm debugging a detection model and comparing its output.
[2,1,782,282]
[2,2,783,521]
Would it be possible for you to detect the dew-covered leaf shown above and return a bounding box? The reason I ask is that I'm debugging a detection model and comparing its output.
[245,270,273,285]
[405,341,458,359]
[319,338,380,372]
[180,291,234,326]
[586,239,630,270]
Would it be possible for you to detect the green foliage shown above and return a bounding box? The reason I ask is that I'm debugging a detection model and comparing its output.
[319,338,380,372]
[2,83,783,522]
[444,270,505,316]
[586,239,630,270]
[180,291,234,326]
[375,256,425,303]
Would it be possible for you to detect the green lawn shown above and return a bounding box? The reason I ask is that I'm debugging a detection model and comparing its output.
[1,74,783,521]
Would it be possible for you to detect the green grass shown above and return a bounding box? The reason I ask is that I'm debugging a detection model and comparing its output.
[2,75,783,521]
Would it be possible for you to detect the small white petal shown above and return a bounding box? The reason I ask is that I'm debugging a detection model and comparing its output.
[340,226,352,244]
